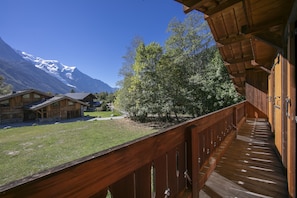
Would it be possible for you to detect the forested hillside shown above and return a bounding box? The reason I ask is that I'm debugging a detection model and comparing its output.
[115,13,243,122]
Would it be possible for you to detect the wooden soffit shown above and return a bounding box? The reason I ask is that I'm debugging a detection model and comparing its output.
[175,0,294,95]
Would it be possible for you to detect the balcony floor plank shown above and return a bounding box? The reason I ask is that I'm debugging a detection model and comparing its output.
[200,118,288,197]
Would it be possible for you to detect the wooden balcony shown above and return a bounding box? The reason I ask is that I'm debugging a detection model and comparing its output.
[199,118,288,197]
[0,101,288,197]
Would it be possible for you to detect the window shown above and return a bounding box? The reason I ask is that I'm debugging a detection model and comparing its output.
[0,100,10,107]
[68,101,74,106]
[22,94,30,99]
[33,94,41,99]
[52,102,60,108]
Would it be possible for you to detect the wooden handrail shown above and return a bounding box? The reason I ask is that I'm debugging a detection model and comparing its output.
[0,101,247,197]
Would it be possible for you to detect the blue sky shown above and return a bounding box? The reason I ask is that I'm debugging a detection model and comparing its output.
[0,0,188,87]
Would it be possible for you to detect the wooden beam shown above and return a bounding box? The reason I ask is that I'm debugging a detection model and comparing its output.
[253,34,283,50]
[224,56,254,65]
[229,72,246,79]
[205,0,242,16]
[241,20,284,35]
[182,5,190,13]
[259,66,271,74]
[216,20,283,47]
[251,59,259,66]
[234,79,245,86]
[242,0,252,30]
[250,61,272,74]
[216,34,251,47]
[183,0,207,14]
[234,85,245,95]
[234,84,245,90]
[242,20,284,49]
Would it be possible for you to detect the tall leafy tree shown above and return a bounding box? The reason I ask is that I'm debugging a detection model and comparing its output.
[115,37,144,112]
[162,12,213,118]
[188,47,242,116]
[116,12,243,122]
[118,36,144,79]
[127,42,163,121]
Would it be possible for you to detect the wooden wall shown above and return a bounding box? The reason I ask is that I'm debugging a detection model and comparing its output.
[0,92,50,123]
[245,18,296,196]
[42,99,82,121]
[285,16,296,198]
[245,69,269,117]
[272,56,283,157]
[267,16,296,196]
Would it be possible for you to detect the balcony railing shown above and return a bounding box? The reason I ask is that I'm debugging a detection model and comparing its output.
[0,101,247,197]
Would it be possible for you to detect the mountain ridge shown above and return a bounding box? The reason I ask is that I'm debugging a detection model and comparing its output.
[0,37,115,93]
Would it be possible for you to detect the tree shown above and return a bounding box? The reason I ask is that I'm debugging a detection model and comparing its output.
[161,12,213,119]
[118,36,144,79]
[0,75,12,95]
[115,37,144,113]
[187,47,243,116]
[125,42,164,121]
[116,12,243,122]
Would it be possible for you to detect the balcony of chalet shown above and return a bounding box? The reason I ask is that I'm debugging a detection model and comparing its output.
[0,101,289,197]
[0,0,295,197]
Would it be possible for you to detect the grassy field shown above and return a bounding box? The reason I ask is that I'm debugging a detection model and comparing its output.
[0,119,156,186]
[84,110,122,118]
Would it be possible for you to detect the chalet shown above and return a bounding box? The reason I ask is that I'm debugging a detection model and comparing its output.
[0,89,88,124]
[0,0,296,197]
[64,92,98,111]
[0,89,52,123]
[24,95,88,122]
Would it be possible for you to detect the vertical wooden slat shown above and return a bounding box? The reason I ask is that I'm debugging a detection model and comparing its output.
[210,127,215,153]
[185,126,194,190]
[176,143,186,193]
[191,126,199,197]
[109,173,134,198]
[168,149,178,196]
[198,132,203,168]
[154,155,167,198]
[135,164,151,198]
[268,72,274,132]
[89,188,108,198]
[206,129,211,159]
[233,107,237,131]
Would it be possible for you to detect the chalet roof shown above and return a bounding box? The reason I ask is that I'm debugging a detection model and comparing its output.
[64,93,96,100]
[0,89,52,101]
[175,0,294,95]
[25,95,89,111]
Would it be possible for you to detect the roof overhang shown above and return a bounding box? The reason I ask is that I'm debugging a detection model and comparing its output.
[0,89,52,101]
[26,95,89,111]
[175,0,294,95]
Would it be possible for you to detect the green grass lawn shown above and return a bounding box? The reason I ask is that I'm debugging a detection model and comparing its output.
[0,119,156,186]
[84,110,122,118]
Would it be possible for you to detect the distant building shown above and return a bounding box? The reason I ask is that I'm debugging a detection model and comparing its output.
[0,89,88,124]
[64,93,98,111]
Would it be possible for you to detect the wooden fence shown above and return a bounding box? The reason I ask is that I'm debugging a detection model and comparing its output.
[0,101,246,197]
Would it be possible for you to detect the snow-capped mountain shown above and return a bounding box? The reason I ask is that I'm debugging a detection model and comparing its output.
[20,51,77,88]
[0,37,115,93]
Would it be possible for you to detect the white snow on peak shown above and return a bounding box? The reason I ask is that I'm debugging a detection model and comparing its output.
[20,51,77,88]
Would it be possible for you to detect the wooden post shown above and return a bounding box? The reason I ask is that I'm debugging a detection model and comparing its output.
[233,106,238,137]
[191,126,199,197]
